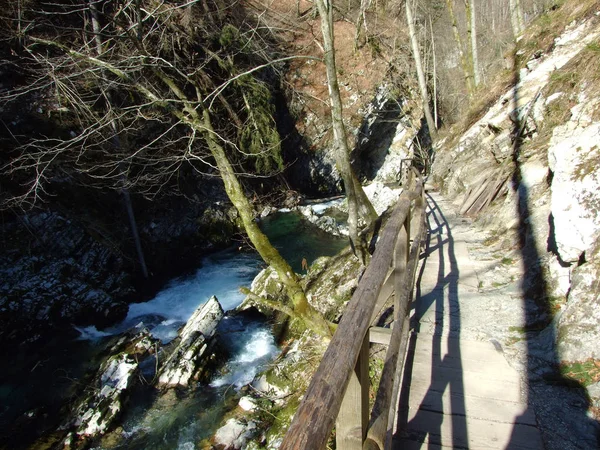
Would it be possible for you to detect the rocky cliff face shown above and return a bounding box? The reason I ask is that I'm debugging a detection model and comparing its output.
[0,187,239,347]
[430,9,600,415]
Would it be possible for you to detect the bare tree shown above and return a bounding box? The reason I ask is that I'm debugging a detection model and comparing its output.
[354,0,371,50]
[509,0,525,37]
[464,0,481,87]
[314,0,378,264]
[445,0,475,98]
[406,0,437,139]
[88,0,148,279]
[1,0,332,337]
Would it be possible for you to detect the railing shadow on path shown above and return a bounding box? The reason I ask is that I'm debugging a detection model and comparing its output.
[393,192,468,448]
[507,48,600,449]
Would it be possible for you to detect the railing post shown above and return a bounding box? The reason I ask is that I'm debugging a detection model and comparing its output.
[405,213,411,265]
[394,223,408,321]
[336,332,370,450]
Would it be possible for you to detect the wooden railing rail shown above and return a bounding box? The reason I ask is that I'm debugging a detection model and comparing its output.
[280,169,426,450]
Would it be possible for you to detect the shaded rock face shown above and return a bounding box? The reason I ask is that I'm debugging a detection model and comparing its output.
[353,84,421,184]
[0,210,132,340]
[139,194,237,275]
[281,82,420,196]
[0,187,238,348]
[158,296,224,387]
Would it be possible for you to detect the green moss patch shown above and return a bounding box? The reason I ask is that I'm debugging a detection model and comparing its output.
[560,359,600,387]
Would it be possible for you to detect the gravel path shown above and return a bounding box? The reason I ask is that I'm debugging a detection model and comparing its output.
[410,191,600,450]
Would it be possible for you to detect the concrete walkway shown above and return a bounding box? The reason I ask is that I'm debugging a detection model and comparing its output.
[393,192,543,449]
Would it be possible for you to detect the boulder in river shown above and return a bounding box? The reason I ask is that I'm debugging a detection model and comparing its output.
[157,295,224,387]
[66,327,156,443]
[214,418,257,449]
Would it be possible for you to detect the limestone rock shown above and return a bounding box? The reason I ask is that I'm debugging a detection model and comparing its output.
[214,418,256,450]
[239,267,285,314]
[0,210,132,338]
[297,198,346,237]
[252,374,289,401]
[371,120,419,185]
[363,181,403,215]
[556,239,600,362]
[548,95,600,263]
[69,328,156,440]
[158,296,224,387]
[238,396,258,412]
[76,355,137,437]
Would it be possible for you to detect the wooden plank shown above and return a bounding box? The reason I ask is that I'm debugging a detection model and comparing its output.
[405,365,522,403]
[412,334,512,364]
[397,409,543,449]
[364,317,409,450]
[370,268,394,324]
[394,224,409,321]
[459,180,489,215]
[407,345,517,376]
[280,182,423,450]
[392,438,448,449]
[393,437,518,450]
[370,327,393,345]
[337,334,370,449]
[405,383,536,425]
[369,197,426,450]
[383,320,412,450]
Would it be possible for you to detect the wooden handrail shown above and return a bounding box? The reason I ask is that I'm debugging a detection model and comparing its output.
[280,170,426,450]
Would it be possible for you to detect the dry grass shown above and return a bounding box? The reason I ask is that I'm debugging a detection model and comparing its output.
[251,0,413,150]
[520,35,600,158]
[518,0,600,68]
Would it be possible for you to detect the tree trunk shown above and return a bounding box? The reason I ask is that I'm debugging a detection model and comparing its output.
[464,0,480,87]
[89,0,149,279]
[509,0,524,37]
[429,15,438,127]
[406,0,437,140]
[354,0,370,50]
[445,0,474,98]
[26,34,333,338]
[315,0,377,263]
[197,109,333,338]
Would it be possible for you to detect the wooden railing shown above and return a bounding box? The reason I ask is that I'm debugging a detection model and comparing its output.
[280,169,426,450]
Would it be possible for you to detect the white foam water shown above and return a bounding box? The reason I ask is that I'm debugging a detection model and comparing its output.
[211,324,279,389]
[79,249,262,343]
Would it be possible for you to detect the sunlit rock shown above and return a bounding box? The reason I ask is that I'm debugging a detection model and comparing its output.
[157,296,224,387]
[548,94,600,263]
[363,181,403,215]
[557,240,600,362]
[238,396,258,412]
[214,418,256,449]
[67,328,156,440]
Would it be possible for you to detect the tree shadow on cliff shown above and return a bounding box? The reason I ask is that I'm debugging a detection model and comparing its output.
[507,48,600,449]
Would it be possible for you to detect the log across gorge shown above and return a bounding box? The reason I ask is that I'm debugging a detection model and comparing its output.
[281,170,426,450]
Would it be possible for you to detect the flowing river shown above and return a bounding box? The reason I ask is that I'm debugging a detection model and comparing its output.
[0,209,346,449]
